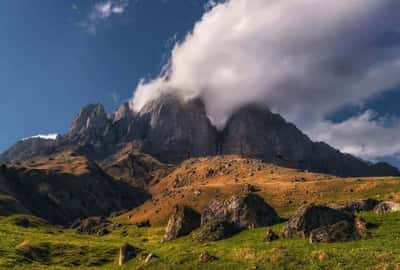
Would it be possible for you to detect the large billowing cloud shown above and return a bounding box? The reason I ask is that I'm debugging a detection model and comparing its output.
[131,0,400,160]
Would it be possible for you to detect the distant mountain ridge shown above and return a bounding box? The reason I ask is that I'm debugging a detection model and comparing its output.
[0,94,398,177]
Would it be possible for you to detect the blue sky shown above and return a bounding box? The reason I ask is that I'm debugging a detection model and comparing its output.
[0,0,399,167]
[0,0,207,151]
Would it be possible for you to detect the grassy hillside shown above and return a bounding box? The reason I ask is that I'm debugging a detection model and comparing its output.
[1,212,400,270]
[126,156,400,225]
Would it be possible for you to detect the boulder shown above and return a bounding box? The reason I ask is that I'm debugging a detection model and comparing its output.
[118,243,141,266]
[282,204,357,239]
[193,221,239,242]
[309,218,368,243]
[374,201,400,213]
[264,229,279,242]
[163,205,201,241]
[199,252,217,262]
[201,193,279,230]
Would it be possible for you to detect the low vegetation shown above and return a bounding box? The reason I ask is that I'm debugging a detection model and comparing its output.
[1,211,400,269]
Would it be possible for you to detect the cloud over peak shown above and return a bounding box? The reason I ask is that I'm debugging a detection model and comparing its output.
[131,0,400,161]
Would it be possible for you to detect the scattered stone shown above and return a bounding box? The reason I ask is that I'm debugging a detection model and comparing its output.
[14,217,32,228]
[374,201,400,213]
[242,184,257,194]
[282,204,361,241]
[135,220,151,228]
[194,190,201,196]
[163,205,201,241]
[75,217,110,235]
[145,253,159,263]
[264,229,279,242]
[97,228,110,236]
[201,193,279,230]
[112,223,122,230]
[199,252,217,262]
[332,199,381,213]
[118,244,141,266]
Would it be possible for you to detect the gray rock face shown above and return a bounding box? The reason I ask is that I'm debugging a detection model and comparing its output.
[221,105,399,177]
[68,103,109,140]
[163,205,201,241]
[201,193,279,229]
[282,204,360,240]
[139,95,218,163]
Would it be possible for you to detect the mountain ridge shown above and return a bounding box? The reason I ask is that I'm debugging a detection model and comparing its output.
[0,94,398,177]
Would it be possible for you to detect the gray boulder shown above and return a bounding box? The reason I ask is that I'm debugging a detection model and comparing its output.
[282,204,358,239]
[163,205,201,241]
[118,243,141,266]
[309,217,368,243]
[201,193,279,229]
[374,201,400,213]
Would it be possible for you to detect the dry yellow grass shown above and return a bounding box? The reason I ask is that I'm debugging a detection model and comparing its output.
[124,155,400,225]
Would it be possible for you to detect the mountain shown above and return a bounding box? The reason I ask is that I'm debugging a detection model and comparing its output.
[0,94,398,177]
[0,151,149,225]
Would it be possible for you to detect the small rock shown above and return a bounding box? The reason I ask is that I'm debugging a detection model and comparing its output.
[97,228,110,236]
[264,229,279,242]
[119,244,141,266]
[199,252,217,262]
[145,253,159,263]
[135,220,151,228]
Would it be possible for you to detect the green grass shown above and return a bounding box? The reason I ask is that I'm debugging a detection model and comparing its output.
[1,213,400,269]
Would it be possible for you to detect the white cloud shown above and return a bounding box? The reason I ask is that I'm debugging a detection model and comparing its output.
[82,0,130,34]
[310,111,400,159]
[130,0,400,161]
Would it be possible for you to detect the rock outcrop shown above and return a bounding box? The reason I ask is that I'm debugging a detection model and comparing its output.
[119,244,141,266]
[282,204,368,243]
[201,193,279,229]
[163,205,201,241]
[374,201,400,213]
[139,95,218,163]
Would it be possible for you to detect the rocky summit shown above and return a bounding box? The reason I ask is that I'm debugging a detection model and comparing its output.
[1,94,398,177]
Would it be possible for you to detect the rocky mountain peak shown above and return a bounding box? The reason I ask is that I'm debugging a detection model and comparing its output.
[68,103,108,138]
[112,102,133,122]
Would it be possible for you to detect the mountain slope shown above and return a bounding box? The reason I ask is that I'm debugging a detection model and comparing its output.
[0,151,149,225]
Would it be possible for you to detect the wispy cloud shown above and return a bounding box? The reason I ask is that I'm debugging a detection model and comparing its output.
[81,0,130,34]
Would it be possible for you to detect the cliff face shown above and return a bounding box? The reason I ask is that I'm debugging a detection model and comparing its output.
[1,95,398,177]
